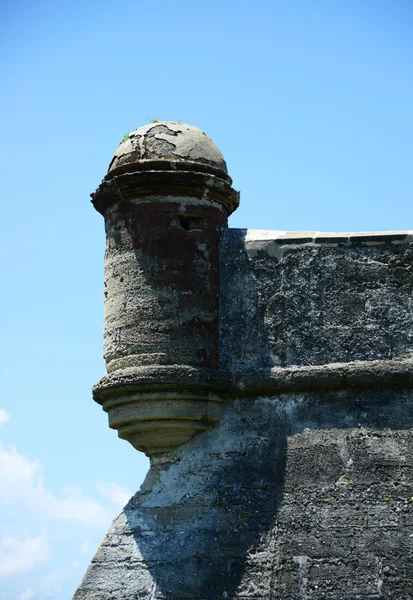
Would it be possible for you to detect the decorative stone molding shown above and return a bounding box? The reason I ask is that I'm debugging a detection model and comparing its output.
[93,365,232,455]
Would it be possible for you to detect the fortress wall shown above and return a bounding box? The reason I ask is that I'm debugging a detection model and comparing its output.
[74,388,413,600]
[220,229,413,369]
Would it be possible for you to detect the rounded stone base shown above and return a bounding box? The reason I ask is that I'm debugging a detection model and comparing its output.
[93,365,231,456]
[104,391,222,455]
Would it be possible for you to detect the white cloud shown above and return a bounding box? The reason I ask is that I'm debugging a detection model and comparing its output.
[79,541,91,554]
[0,410,9,427]
[39,564,82,598]
[0,437,112,529]
[0,412,134,596]
[0,533,50,579]
[19,588,35,600]
[40,569,65,598]
[45,487,111,528]
[96,481,132,509]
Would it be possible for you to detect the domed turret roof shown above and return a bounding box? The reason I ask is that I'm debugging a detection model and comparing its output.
[108,121,228,175]
[92,121,239,216]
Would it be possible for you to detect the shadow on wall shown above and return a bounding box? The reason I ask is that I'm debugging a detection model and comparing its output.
[123,387,413,599]
[104,197,225,370]
[124,406,287,599]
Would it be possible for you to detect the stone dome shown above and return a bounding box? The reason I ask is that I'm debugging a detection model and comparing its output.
[108,121,228,176]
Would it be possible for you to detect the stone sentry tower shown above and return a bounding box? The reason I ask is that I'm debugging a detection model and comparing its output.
[75,122,413,600]
[91,122,238,455]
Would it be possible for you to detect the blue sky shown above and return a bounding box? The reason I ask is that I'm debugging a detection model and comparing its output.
[1,1,412,598]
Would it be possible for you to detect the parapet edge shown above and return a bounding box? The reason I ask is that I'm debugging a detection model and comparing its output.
[243,228,413,245]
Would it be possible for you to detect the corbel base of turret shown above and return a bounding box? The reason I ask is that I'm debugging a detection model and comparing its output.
[93,365,233,456]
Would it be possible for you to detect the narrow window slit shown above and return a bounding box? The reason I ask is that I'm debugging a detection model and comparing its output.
[179,216,204,231]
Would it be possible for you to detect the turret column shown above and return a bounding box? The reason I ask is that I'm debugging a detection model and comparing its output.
[91,122,239,455]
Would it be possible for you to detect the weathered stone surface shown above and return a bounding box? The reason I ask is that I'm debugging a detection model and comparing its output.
[103,196,226,370]
[75,389,413,599]
[220,229,413,370]
[108,122,228,176]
